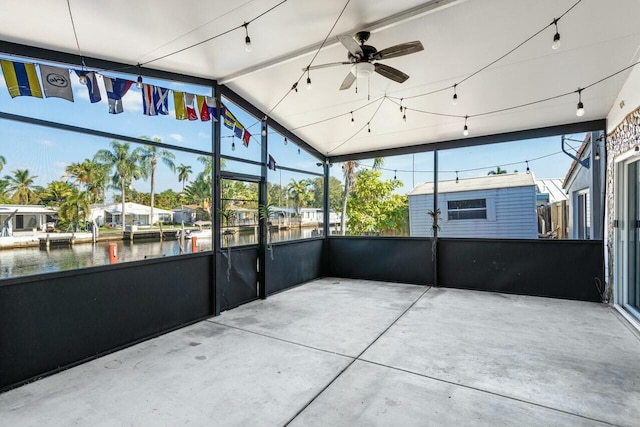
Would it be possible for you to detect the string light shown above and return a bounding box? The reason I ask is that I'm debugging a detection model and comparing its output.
[452,84,458,105]
[291,82,298,93]
[576,89,585,116]
[78,73,87,85]
[243,23,252,52]
[284,137,288,145]
[306,71,312,90]
[399,98,404,113]
[350,111,354,125]
[552,18,561,50]
[136,75,143,89]
[403,110,407,122]
[595,147,600,160]
[298,147,301,155]
[463,115,469,136]
[367,122,371,133]
[394,170,397,180]
[456,171,459,183]
[232,141,236,151]
[526,160,530,174]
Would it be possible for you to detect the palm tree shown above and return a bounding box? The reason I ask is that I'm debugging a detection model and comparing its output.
[94,141,145,227]
[65,159,109,203]
[487,166,507,175]
[177,163,193,192]
[40,180,74,207]
[340,161,358,235]
[138,139,176,227]
[5,169,40,204]
[288,179,313,228]
[0,179,12,204]
[58,188,91,232]
[0,155,6,174]
[184,177,212,220]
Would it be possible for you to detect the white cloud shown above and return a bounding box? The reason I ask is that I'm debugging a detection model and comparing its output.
[38,139,55,147]
[122,92,142,112]
[169,133,184,142]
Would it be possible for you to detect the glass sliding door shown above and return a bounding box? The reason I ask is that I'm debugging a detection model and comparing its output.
[627,162,640,312]
[618,158,640,319]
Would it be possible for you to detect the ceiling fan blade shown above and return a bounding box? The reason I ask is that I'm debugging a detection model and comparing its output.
[339,72,356,90]
[374,41,424,60]
[374,63,409,84]
[337,35,363,57]
[302,62,351,72]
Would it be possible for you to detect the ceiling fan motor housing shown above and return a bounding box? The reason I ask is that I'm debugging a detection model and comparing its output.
[351,62,375,78]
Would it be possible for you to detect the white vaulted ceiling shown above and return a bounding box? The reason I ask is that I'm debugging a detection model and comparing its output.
[2,0,640,157]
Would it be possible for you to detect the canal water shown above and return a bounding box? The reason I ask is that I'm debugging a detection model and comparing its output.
[0,227,328,280]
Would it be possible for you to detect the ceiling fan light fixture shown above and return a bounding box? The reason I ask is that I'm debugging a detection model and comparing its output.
[351,62,375,78]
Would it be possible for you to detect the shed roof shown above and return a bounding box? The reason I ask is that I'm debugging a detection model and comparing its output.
[409,173,535,196]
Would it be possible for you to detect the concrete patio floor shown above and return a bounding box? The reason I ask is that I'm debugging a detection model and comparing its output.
[1,278,640,426]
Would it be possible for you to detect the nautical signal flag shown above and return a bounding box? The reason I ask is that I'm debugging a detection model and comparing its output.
[173,91,187,120]
[242,129,251,147]
[142,84,169,116]
[234,121,244,139]
[40,65,74,102]
[206,96,218,122]
[74,70,101,103]
[184,94,198,121]
[268,154,277,171]
[223,107,235,130]
[104,77,133,114]
[1,60,43,98]
[196,95,210,121]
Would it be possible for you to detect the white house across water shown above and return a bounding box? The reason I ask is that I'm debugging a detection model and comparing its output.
[409,173,538,239]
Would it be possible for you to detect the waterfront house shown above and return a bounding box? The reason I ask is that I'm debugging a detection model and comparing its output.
[0,205,56,234]
[89,203,173,227]
[408,173,538,239]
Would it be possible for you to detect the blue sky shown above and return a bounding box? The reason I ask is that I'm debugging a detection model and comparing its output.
[0,57,585,201]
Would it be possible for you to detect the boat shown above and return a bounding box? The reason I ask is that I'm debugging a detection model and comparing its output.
[182,221,212,239]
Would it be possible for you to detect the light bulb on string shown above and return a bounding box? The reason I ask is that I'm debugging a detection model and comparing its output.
[463,116,469,136]
[403,110,407,122]
[399,98,404,113]
[298,147,301,155]
[394,170,397,180]
[136,75,143,89]
[284,137,288,146]
[232,141,236,152]
[576,89,585,117]
[456,171,459,184]
[78,73,87,85]
[595,148,601,161]
[306,71,312,90]
[526,160,530,174]
[243,23,252,52]
[350,111,354,125]
[552,19,561,50]
[452,84,458,105]
[367,122,371,133]
[291,82,298,93]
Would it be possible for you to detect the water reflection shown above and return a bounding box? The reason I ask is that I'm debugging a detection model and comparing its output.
[0,228,330,280]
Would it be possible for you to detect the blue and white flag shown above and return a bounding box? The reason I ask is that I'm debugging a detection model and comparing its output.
[268,154,277,171]
[155,86,169,115]
[104,77,133,114]
[74,70,101,103]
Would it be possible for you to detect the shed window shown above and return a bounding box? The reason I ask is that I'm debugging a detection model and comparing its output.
[448,199,487,220]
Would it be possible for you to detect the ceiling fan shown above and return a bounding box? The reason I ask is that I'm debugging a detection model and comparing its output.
[304,31,424,90]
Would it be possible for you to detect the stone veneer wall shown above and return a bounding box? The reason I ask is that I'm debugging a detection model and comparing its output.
[605,105,640,301]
